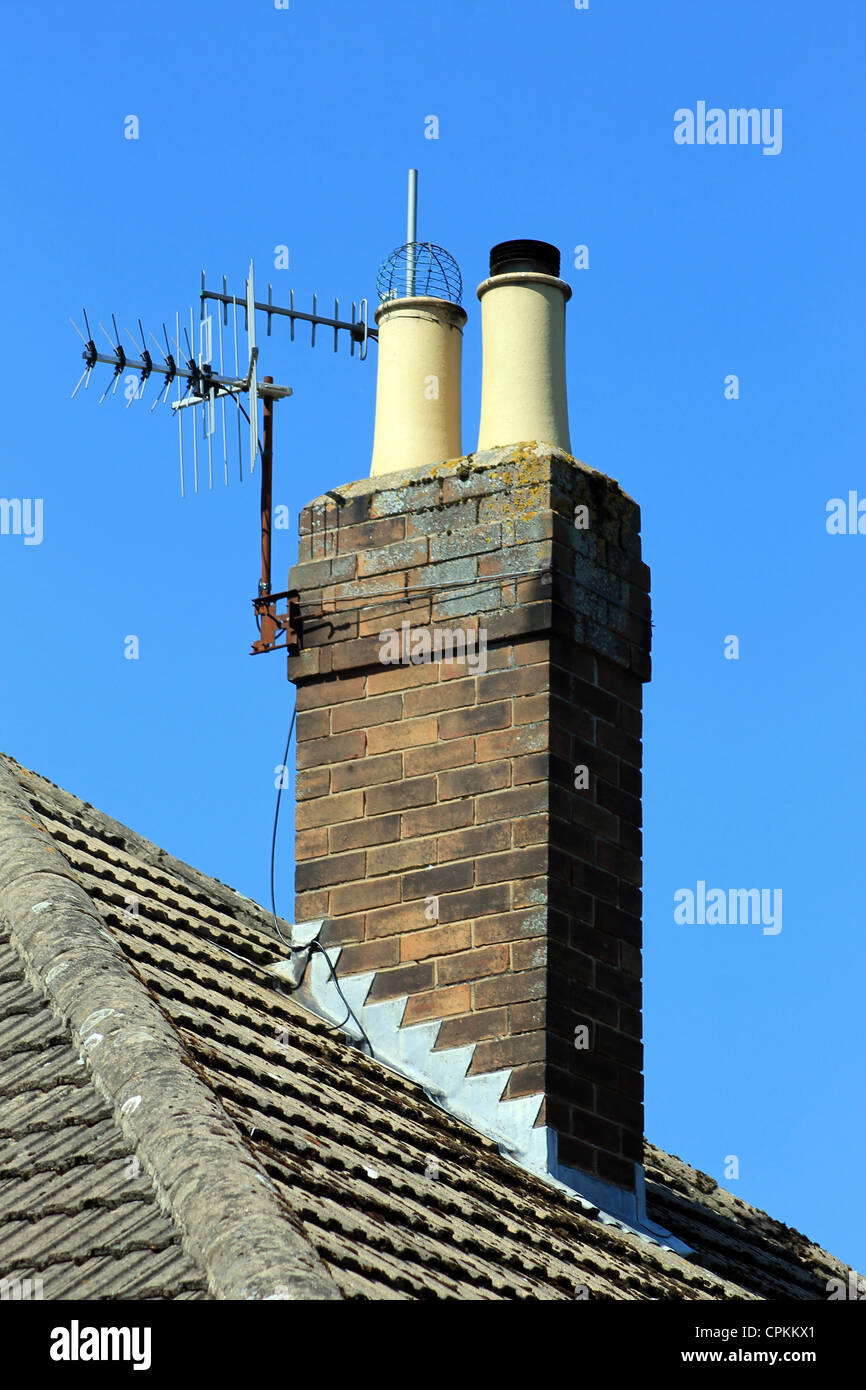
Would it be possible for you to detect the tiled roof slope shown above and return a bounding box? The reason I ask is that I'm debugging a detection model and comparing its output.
[0,922,210,1299]
[0,754,856,1301]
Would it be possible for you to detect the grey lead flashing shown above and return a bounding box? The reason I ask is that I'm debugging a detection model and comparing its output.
[292,926,691,1255]
[0,758,341,1302]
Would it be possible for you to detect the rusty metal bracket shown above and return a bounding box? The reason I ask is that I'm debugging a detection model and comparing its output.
[251,589,302,655]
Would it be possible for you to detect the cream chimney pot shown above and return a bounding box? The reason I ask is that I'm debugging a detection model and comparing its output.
[476,240,572,455]
[370,296,467,478]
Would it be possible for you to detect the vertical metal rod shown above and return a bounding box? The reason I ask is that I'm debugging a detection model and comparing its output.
[407,168,418,296]
[258,376,276,651]
[232,296,242,481]
[176,311,185,497]
[178,407,185,498]
[189,307,198,492]
[247,260,257,474]
[200,313,214,488]
[217,309,228,485]
[207,397,214,488]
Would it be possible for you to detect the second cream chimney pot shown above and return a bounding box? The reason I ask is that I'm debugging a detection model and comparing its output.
[476,242,572,455]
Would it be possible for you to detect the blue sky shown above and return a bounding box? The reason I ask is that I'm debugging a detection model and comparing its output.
[2,0,864,1270]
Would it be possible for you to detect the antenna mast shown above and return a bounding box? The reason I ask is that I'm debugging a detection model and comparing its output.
[406,169,418,296]
[72,260,376,656]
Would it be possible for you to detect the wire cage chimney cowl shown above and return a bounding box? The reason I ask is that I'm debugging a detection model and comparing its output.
[370,240,467,478]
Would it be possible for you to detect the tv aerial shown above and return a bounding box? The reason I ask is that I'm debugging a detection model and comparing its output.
[70,171,436,656]
[71,258,374,655]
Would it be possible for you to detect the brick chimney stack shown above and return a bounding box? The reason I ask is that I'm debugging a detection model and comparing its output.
[286,242,652,1224]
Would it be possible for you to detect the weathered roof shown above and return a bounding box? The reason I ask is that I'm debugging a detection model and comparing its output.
[0,925,210,1300]
[0,753,855,1300]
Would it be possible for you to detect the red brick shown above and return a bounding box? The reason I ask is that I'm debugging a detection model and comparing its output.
[510,938,547,972]
[331,752,403,792]
[367,715,439,756]
[501,1064,546,1100]
[473,908,546,946]
[476,784,546,825]
[331,693,403,733]
[594,902,641,947]
[365,899,428,938]
[510,1000,546,1034]
[294,889,329,921]
[511,878,547,910]
[474,969,545,1009]
[336,515,406,554]
[512,753,550,786]
[401,860,474,900]
[433,1008,508,1050]
[513,814,547,847]
[336,938,400,976]
[477,665,549,703]
[595,1088,643,1131]
[513,693,549,726]
[318,914,365,945]
[596,720,641,768]
[468,1032,545,1074]
[565,794,619,841]
[401,801,474,838]
[401,922,471,962]
[475,846,547,886]
[296,850,366,895]
[403,681,476,718]
[619,762,641,798]
[367,662,439,696]
[568,1107,624,1155]
[440,651,484,680]
[557,1135,600,1175]
[513,639,549,668]
[476,724,547,764]
[620,942,642,978]
[295,766,330,801]
[295,789,363,830]
[404,737,474,777]
[366,961,435,1001]
[439,702,510,740]
[295,827,329,860]
[438,761,510,801]
[438,883,511,924]
[295,675,365,710]
[435,944,508,985]
[595,959,642,1008]
[618,1003,641,1038]
[402,984,471,1025]
[570,858,619,907]
[296,708,330,741]
[595,839,642,885]
[592,1023,642,1069]
[365,776,437,816]
[367,839,434,876]
[436,822,511,862]
[328,877,400,915]
[296,729,366,770]
[357,536,428,577]
[329,814,400,853]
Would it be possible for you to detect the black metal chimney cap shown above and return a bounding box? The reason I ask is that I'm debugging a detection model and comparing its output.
[489,240,561,278]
